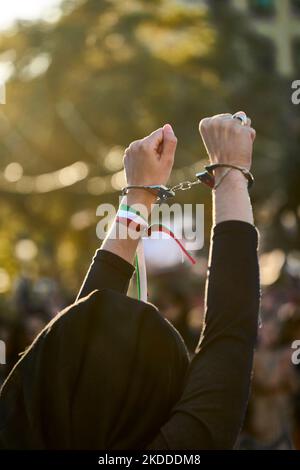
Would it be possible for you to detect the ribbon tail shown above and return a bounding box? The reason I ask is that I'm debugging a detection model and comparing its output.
[136,238,148,302]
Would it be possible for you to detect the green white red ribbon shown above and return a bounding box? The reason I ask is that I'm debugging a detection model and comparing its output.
[116,205,196,302]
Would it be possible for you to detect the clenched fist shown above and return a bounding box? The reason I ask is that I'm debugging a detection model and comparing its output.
[123,124,177,187]
[199,112,256,170]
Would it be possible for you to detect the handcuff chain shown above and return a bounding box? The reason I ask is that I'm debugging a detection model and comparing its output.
[171,180,200,193]
[122,164,253,203]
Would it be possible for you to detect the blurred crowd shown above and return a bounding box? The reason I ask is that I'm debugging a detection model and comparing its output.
[240,272,300,450]
[0,251,300,450]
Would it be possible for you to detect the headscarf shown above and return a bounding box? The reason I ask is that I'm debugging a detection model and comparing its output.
[0,288,189,449]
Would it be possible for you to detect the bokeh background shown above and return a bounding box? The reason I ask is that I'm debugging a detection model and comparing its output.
[0,0,300,450]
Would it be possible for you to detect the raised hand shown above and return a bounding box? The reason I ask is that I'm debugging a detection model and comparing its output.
[199,112,256,170]
[123,124,177,187]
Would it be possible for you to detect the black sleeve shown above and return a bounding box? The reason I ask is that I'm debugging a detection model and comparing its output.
[76,249,135,300]
[148,220,260,450]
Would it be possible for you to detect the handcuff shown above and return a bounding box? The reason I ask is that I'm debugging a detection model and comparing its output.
[122,164,254,204]
[122,184,176,204]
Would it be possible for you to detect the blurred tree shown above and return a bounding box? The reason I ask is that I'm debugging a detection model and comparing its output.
[0,0,298,298]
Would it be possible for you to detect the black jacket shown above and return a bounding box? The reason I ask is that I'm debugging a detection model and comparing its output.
[0,221,260,449]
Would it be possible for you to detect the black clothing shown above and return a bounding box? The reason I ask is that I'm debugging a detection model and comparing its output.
[0,290,188,450]
[76,249,134,300]
[149,221,260,449]
[0,220,259,449]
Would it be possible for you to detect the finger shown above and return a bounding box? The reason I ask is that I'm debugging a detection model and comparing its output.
[234,110,247,119]
[161,123,177,161]
[238,116,252,127]
[199,117,210,135]
[249,127,256,142]
[211,113,233,120]
[233,110,249,126]
[232,117,251,127]
[145,127,163,150]
[242,126,256,142]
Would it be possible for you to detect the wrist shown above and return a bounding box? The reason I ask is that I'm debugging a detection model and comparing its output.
[213,169,253,225]
[214,168,248,192]
[122,188,156,219]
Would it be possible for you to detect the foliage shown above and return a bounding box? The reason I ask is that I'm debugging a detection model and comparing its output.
[0,0,298,296]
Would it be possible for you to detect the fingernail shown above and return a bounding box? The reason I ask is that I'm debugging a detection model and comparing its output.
[163,123,174,133]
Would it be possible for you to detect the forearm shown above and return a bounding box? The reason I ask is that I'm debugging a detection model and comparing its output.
[101,189,155,265]
[149,113,259,449]
[197,221,259,447]
[150,221,260,450]
[76,190,155,300]
[213,169,254,225]
[77,123,177,300]
[150,170,259,450]
[76,249,135,300]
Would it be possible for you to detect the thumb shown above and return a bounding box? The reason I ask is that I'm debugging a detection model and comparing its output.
[145,127,164,150]
[161,124,177,161]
